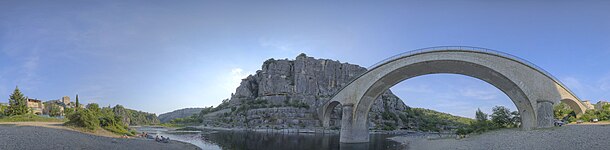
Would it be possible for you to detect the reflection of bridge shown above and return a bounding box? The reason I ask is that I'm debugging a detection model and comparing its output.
[318,46,587,143]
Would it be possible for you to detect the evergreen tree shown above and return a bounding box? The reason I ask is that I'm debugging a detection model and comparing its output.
[7,86,28,116]
[75,94,80,112]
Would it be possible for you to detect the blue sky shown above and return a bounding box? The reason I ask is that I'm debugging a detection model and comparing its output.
[1,1,609,117]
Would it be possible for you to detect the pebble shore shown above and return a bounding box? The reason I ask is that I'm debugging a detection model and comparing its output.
[390,124,610,150]
[0,124,201,150]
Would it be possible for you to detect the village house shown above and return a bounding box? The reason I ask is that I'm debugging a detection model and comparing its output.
[26,98,45,115]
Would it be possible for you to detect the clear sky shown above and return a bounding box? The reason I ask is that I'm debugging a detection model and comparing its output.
[1,1,609,117]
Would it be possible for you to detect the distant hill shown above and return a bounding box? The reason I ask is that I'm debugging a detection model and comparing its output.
[158,108,203,123]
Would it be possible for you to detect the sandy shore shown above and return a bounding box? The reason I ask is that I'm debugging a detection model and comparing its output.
[0,122,201,150]
[390,124,610,150]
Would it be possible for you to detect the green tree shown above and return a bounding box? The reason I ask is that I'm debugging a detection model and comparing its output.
[553,102,574,120]
[47,103,63,117]
[65,108,99,130]
[86,103,100,113]
[0,104,7,117]
[475,108,488,122]
[75,94,80,112]
[7,86,29,116]
[510,111,521,127]
[491,106,513,128]
[64,107,74,116]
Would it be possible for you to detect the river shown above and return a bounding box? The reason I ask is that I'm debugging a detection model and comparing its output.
[135,127,406,150]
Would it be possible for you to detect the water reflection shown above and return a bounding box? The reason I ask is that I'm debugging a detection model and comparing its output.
[136,127,405,150]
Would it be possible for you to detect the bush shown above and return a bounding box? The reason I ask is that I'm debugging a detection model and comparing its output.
[65,109,99,130]
[64,105,134,135]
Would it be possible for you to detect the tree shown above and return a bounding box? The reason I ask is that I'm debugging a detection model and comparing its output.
[47,103,63,117]
[554,102,574,120]
[7,86,29,116]
[475,108,488,122]
[64,107,74,116]
[0,104,7,117]
[75,94,80,112]
[65,108,99,130]
[510,111,521,127]
[86,103,100,113]
[491,106,512,128]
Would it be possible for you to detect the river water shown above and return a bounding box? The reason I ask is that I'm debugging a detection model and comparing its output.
[135,127,406,150]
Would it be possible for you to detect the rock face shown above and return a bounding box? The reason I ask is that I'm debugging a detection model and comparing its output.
[199,54,412,130]
[158,108,203,123]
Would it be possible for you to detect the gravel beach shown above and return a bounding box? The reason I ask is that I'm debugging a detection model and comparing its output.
[0,124,201,150]
[390,124,610,150]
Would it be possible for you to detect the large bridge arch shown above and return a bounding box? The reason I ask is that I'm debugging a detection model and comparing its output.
[319,46,586,143]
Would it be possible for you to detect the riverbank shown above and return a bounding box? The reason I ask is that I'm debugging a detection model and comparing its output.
[0,121,122,138]
[390,124,610,150]
[0,122,201,150]
[189,125,423,135]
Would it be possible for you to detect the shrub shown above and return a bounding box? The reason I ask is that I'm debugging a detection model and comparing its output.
[65,109,99,131]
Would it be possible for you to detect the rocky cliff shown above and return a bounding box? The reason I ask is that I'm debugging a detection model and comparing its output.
[198,54,418,130]
[158,108,203,123]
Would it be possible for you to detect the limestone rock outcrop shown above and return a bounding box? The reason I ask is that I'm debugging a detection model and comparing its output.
[200,54,411,130]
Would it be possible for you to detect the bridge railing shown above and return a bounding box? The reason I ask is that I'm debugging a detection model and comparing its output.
[336,46,581,101]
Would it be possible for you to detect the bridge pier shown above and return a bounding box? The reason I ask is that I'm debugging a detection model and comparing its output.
[537,100,555,128]
[339,104,369,143]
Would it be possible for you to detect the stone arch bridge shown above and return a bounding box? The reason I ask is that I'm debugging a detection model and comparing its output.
[318,46,587,143]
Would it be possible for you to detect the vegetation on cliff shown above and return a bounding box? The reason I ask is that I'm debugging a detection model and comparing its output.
[158,107,203,123]
[112,105,160,125]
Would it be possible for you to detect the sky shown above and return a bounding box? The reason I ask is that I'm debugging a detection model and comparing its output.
[1,1,609,117]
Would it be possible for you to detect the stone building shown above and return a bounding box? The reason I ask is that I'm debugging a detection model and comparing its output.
[42,96,84,116]
[26,98,45,115]
[62,96,71,106]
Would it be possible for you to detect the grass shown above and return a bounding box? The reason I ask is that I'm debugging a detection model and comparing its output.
[0,114,66,122]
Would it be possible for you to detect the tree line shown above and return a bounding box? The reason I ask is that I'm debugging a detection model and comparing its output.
[456,106,520,136]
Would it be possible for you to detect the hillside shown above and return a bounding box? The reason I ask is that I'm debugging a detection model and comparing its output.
[158,108,203,123]
[112,105,160,126]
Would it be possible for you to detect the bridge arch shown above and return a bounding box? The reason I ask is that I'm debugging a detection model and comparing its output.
[319,46,586,143]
